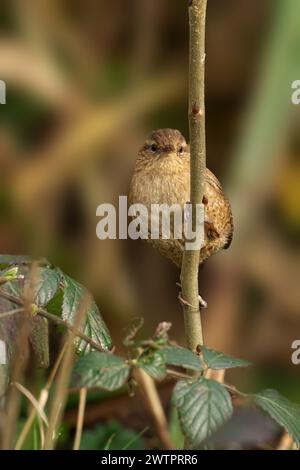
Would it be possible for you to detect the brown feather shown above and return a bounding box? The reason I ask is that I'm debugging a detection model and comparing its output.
[128,129,233,267]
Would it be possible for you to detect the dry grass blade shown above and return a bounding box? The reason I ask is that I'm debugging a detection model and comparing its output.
[73,388,87,450]
[15,343,68,450]
[43,295,91,450]
[133,368,174,450]
[0,308,23,319]
[13,382,49,427]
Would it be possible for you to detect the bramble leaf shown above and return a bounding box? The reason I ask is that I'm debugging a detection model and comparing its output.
[254,389,300,447]
[172,377,233,448]
[201,346,251,370]
[73,352,129,391]
[161,346,204,371]
[61,273,112,353]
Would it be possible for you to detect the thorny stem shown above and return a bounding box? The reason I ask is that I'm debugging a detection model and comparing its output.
[180,0,207,351]
[0,290,107,353]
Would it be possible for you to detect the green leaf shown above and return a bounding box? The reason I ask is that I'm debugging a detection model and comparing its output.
[73,352,129,391]
[254,389,300,447]
[161,346,204,371]
[138,350,166,380]
[61,273,112,353]
[45,287,64,316]
[80,421,145,450]
[201,346,251,370]
[1,266,60,307]
[1,266,19,281]
[34,268,61,307]
[172,378,233,448]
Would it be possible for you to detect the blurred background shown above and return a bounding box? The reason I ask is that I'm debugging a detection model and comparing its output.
[0,0,300,449]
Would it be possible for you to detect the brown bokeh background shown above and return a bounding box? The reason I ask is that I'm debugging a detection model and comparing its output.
[0,0,300,447]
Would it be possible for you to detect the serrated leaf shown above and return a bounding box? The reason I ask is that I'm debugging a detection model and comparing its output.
[172,378,233,448]
[201,346,251,370]
[34,268,61,307]
[73,352,129,391]
[1,266,60,307]
[161,346,204,371]
[138,351,166,380]
[254,389,300,447]
[61,273,112,353]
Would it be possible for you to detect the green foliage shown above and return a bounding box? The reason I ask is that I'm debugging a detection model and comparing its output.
[137,349,166,380]
[161,346,204,371]
[60,273,112,353]
[0,256,112,371]
[34,268,61,307]
[72,352,130,391]
[172,377,233,448]
[80,421,145,450]
[1,259,299,449]
[169,407,184,449]
[254,389,300,447]
[201,346,251,370]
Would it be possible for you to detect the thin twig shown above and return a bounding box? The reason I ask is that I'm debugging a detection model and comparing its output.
[0,308,23,319]
[73,388,87,450]
[0,290,107,353]
[180,0,208,351]
[43,296,90,449]
[15,343,68,450]
[133,368,174,450]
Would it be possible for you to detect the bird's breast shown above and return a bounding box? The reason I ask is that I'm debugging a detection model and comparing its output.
[129,170,189,209]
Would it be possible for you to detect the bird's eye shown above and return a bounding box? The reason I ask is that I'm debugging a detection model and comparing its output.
[178,146,184,155]
[150,144,158,153]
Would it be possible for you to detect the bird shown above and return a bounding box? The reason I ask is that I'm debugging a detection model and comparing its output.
[128,128,233,270]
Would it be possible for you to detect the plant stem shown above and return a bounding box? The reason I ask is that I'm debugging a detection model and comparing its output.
[0,290,107,353]
[73,388,87,450]
[15,343,68,450]
[0,308,23,319]
[133,368,174,450]
[44,296,90,449]
[180,0,207,352]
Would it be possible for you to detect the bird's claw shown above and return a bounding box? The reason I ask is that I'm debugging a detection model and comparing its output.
[198,295,208,309]
[177,283,208,310]
[178,292,194,309]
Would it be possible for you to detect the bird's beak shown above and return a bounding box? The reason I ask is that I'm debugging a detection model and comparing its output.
[161,151,176,159]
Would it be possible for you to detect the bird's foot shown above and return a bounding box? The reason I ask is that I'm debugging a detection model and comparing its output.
[176,283,208,310]
[198,295,208,309]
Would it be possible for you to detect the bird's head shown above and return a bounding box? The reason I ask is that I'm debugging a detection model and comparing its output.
[138,129,189,167]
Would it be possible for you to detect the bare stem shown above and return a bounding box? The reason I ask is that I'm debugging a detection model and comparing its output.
[73,388,87,450]
[180,0,207,352]
[133,368,174,450]
[44,296,90,449]
[0,290,107,353]
[15,343,68,450]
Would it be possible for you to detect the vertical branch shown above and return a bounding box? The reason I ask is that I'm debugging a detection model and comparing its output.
[181,0,207,351]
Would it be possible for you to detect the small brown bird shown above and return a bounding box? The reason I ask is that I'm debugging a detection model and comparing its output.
[128,128,233,268]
